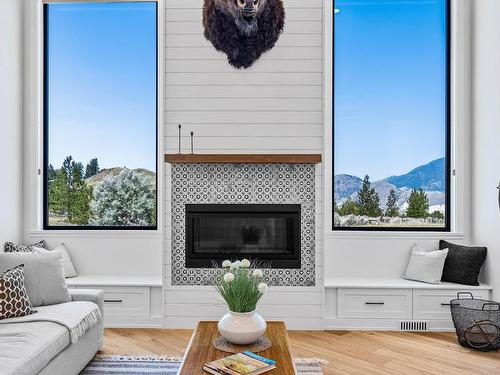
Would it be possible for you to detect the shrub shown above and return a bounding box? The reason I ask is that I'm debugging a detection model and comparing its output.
[337,199,358,216]
[90,169,155,226]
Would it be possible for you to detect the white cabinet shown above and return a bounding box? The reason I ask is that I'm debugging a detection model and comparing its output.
[67,275,163,327]
[338,288,412,319]
[324,278,493,331]
[413,289,490,320]
[99,286,150,317]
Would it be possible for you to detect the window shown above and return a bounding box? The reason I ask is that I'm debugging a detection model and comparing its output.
[43,2,158,229]
[333,0,450,231]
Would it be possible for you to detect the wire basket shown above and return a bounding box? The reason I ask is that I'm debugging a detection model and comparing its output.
[450,292,500,351]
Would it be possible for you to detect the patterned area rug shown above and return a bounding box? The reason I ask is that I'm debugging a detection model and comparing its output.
[81,355,325,374]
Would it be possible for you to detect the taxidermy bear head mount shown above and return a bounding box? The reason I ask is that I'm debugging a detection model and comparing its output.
[203,0,285,69]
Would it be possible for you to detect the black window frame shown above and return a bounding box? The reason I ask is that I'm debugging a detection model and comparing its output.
[332,0,452,232]
[42,1,159,231]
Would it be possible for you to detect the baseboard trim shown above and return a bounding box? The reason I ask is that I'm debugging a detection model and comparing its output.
[323,318,456,332]
[104,316,165,328]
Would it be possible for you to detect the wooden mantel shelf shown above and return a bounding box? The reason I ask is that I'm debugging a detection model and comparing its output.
[164,154,322,164]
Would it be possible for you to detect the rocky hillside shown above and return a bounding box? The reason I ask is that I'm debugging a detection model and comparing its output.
[85,167,155,188]
[333,174,363,200]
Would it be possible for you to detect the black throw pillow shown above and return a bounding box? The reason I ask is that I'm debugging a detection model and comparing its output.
[439,240,487,286]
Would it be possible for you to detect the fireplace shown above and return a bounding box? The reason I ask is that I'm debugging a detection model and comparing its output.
[185,204,301,268]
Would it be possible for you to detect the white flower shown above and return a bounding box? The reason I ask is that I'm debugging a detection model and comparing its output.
[241,259,251,268]
[222,260,232,268]
[231,261,241,269]
[252,269,263,278]
[258,282,268,294]
[224,273,235,283]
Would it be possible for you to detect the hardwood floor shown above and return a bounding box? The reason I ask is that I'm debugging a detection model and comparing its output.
[101,328,500,374]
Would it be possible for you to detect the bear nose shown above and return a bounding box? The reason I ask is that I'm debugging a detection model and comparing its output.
[238,0,258,15]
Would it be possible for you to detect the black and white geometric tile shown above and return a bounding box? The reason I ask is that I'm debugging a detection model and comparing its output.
[170,163,316,286]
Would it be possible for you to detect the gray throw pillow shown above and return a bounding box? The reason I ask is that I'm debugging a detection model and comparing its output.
[33,244,78,278]
[0,252,70,307]
[439,240,487,286]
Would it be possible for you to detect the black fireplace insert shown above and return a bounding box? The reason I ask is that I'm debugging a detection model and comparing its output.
[185,204,301,268]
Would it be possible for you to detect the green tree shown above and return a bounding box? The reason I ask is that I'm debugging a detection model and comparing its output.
[49,168,69,215]
[430,210,444,220]
[84,158,100,179]
[406,188,429,218]
[48,156,92,225]
[337,199,358,216]
[47,164,56,181]
[385,188,399,217]
[356,175,382,217]
[150,187,157,226]
[90,169,155,226]
[68,161,92,224]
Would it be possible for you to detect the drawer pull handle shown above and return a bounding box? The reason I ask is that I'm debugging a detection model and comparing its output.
[104,299,123,303]
[365,302,384,305]
[441,303,452,306]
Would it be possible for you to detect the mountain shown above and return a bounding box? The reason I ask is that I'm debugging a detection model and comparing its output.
[85,167,155,188]
[384,158,446,192]
[334,158,446,212]
[334,174,363,200]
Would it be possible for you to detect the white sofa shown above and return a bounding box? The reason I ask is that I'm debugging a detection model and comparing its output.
[0,289,104,375]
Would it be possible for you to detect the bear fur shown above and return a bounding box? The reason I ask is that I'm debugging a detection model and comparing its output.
[203,0,285,69]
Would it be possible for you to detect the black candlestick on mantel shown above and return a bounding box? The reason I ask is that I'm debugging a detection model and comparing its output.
[191,132,194,154]
[178,124,182,154]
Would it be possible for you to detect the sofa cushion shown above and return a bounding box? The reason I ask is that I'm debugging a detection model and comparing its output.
[0,321,70,375]
[0,265,37,320]
[0,252,70,307]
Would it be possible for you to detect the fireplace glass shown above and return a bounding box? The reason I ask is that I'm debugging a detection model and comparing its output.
[185,204,301,268]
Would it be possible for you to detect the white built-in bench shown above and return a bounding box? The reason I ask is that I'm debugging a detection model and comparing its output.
[324,277,493,331]
[67,275,163,328]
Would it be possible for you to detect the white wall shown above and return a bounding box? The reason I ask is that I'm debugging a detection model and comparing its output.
[164,0,322,153]
[472,0,500,298]
[0,0,24,247]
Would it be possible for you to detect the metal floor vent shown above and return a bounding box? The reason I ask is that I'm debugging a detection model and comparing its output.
[400,321,428,331]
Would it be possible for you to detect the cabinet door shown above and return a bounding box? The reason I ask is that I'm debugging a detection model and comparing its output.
[80,286,151,317]
[413,289,490,320]
[338,288,412,319]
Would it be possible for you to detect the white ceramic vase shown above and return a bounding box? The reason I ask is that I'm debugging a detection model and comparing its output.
[218,310,267,345]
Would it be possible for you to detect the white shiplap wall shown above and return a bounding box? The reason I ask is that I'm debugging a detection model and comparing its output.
[163,0,324,329]
[164,0,323,153]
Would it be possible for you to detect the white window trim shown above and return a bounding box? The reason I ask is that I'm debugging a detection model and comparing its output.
[26,0,165,237]
[323,0,472,239]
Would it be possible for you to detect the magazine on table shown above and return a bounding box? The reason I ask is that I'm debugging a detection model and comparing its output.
[203,351,276,375]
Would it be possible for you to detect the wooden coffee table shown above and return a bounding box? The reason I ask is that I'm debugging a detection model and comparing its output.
[178,321,295,374]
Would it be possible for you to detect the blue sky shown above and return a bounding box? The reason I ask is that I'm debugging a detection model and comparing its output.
[334,0,447,181]
[47,2,157,172]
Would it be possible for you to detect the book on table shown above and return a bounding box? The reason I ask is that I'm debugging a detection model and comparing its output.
[203,351,276,375]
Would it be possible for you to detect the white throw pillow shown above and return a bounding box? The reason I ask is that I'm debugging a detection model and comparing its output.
[34,243,78,278]
[403,244,449,284]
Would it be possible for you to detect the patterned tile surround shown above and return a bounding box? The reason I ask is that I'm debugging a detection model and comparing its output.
[170,163,316,286]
